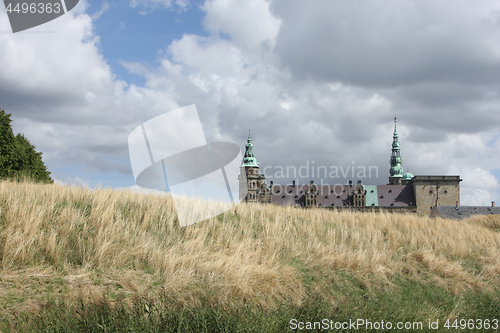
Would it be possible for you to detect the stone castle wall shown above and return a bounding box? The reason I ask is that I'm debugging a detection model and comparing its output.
[412,176,461,216]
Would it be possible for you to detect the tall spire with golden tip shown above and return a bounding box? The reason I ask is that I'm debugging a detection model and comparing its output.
[389,116,403,181]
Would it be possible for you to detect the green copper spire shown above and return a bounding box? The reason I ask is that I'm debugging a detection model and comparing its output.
[389,116,403,178]
[242,127,259,167]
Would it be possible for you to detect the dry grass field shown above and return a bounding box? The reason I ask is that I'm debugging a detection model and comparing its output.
[0,180,499,331]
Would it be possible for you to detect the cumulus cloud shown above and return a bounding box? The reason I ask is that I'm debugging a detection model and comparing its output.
[202,0,280,52]
[272,0,500,86]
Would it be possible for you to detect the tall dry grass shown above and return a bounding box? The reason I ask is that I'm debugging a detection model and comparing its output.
[0,180,499,313]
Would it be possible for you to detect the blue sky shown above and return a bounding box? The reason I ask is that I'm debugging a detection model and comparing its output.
[88,0,208,87]
[0,0,499,205]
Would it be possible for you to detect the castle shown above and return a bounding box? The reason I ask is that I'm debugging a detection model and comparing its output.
[238,118,462,216]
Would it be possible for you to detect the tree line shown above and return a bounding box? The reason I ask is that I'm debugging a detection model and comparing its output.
[0,109,53,183]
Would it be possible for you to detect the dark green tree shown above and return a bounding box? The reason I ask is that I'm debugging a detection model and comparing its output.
[0,109,17,178]
[0,109,53,183]
[14,133,53,183]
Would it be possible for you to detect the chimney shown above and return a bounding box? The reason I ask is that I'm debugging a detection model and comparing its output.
[492,201,495,207]
[349,180,352,187]
[292,180,296,187]
[310,180,314,185]
[270,181,273,187]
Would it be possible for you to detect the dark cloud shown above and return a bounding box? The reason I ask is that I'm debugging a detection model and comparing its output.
[271,0,500,88]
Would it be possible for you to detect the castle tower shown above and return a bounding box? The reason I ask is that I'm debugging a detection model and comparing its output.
[238,128,267,202]
[388,117,404,185]
[412,176,462,215]
[306,180,318,207]
[352,180,366,207]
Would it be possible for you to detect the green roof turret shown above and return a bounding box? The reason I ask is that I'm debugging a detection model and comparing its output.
[402,172,414,180]
[242,127,259,167]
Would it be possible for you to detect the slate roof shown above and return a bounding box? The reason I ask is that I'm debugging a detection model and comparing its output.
[271,184,351,207]
[430,206,500,220]
[270,183,416,207]
[377,185,415,207]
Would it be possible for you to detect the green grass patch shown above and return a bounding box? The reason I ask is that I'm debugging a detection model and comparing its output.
[1,275,499,333]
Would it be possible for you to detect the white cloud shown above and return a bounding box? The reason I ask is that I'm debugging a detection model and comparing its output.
[129,0,189,10]
[90,1,110,21]
[202,0,281,52]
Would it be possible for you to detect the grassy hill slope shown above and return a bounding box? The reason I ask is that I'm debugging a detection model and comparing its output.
[0,181,499,332]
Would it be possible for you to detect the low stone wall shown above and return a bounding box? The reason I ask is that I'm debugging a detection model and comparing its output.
[323,206,418,214]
